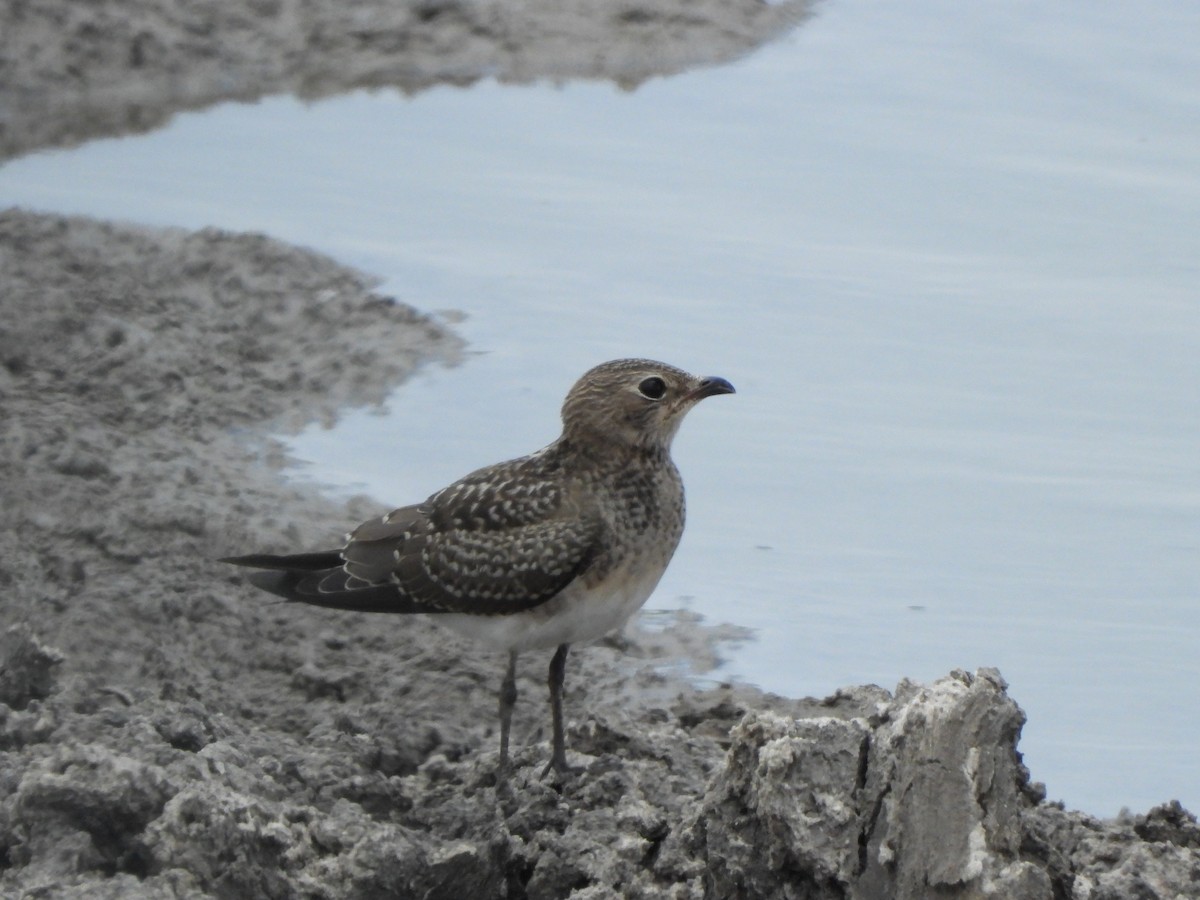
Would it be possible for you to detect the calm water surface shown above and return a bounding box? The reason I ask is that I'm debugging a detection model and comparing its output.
[3,1,1197,816]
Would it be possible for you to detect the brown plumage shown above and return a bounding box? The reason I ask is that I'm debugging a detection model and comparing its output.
[223,358,734,776]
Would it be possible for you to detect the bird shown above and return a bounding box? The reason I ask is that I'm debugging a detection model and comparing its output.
[222,358,734,777]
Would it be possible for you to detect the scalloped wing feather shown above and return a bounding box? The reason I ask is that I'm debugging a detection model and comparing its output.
[335,452,601,615]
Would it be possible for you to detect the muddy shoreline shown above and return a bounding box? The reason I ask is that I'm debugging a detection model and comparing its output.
[0,0,814,164]
[2,1,1198,897]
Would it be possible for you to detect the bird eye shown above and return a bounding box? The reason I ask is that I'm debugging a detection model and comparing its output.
[638,376,667,400]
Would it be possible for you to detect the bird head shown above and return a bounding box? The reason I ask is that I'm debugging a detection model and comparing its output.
[560,358,735,453]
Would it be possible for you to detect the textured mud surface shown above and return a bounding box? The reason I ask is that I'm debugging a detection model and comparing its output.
[2,1,1199,898]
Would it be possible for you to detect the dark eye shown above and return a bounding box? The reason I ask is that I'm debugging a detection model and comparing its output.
[638,376,667,400]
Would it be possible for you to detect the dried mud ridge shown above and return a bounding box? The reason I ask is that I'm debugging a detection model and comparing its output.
[2,1,1199,897]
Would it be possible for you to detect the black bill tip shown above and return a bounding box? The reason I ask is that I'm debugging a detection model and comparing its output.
[690,375,735,400]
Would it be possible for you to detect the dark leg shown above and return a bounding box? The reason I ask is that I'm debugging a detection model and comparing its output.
[498,651,518,776]
[542,643,571,776]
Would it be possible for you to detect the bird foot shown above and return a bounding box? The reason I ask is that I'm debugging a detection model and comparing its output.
[539,754,582,782]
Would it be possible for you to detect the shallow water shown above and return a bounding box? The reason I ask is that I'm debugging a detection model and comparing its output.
[3,0,1197,816]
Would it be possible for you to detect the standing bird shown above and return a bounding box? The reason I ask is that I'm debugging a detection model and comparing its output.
[223,359,733,776]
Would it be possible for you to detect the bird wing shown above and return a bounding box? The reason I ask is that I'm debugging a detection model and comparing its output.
[336,455,602,616]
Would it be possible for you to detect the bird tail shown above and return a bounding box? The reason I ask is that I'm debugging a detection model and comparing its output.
[223,551,344,572]
[221,552,425,614]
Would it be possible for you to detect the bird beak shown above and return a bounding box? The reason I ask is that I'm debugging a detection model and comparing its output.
[685,376,736,402]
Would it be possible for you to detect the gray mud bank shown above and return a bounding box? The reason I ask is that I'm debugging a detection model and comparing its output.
[2,1,1198,898]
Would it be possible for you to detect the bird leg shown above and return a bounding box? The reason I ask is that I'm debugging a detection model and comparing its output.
[498,651,518,777]
[542,643,572,777]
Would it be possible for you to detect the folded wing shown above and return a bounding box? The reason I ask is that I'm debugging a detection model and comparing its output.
[227,453,602,616]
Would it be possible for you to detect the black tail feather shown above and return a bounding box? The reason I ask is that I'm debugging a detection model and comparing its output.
[221,551,343,571]
[222,553,431,614]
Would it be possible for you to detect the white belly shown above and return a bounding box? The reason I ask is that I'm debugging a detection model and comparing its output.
[436,559,668,653]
